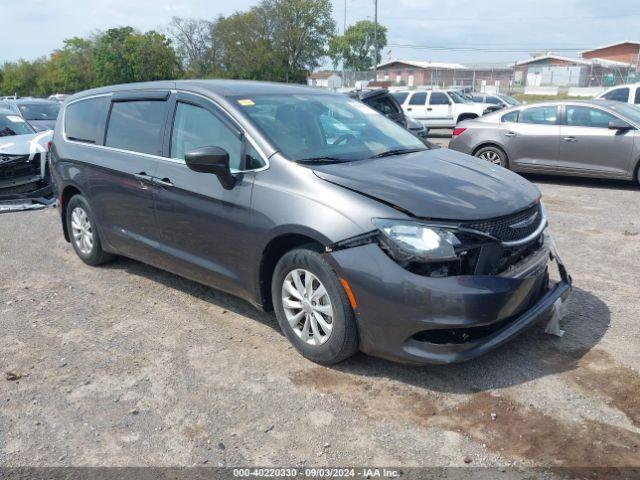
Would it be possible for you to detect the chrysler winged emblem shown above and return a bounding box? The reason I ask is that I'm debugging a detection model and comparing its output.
[510,211,539,229]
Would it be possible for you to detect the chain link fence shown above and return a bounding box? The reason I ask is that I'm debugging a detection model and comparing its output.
[333,63,640,95]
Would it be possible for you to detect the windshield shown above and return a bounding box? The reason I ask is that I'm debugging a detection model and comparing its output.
[234,94,426,161]
[448,91,472,104]
[608,103,640,125]
[18,103,60,120]
[0,113,35,137]
[499,95,519,106]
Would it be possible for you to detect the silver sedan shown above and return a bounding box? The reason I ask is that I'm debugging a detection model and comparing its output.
[449,99,640,184]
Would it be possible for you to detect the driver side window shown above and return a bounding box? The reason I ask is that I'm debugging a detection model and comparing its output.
[171,102,243,170]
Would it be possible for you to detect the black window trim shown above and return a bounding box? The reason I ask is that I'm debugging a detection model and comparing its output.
[61,90,270,172]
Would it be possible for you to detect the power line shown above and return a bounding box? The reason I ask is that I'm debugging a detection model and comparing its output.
[381,12,640,22]
[387,43,589,53]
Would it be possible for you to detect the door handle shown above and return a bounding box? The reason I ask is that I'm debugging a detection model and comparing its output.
[427,107,433,111]
[563,136,577,142]
[504,131,517,137]
[154,177,174,188]
[133,172,153,182]
[407,107,412,111]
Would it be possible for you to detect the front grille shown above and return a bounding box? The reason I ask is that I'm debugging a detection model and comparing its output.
[463,203,542,242]
[0,154,40,182]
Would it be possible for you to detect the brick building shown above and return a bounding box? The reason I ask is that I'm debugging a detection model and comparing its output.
[581,41,640,66]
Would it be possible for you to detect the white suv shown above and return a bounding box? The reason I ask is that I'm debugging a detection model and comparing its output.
[391,90,489,128]
[595,83,640,104]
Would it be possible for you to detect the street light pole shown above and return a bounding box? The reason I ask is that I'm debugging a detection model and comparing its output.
[373,0,378,80]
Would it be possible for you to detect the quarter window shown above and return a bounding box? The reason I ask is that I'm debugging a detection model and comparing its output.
[518,106,558,125]
[635,89,640,104]
[170,102,244,170]
[602,88,630,102]
[65,97,109,144]
[565,106,617,128]
[408,92,427,105]
[429,92,450,105]
[501,110,519,123]
[106,100,167,155]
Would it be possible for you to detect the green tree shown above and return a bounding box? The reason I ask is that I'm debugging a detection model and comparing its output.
[167,17,221,77]
[328,20,387,71]
[93,27,179,86]
[0,58,48,96]
[39,37,96,94]
[264,0,336,82]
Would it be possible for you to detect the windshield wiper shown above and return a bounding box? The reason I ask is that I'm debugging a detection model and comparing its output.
[369,148,425,159]
[295,157,351,164]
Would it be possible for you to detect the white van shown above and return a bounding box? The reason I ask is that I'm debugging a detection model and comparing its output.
[595,83,640,104]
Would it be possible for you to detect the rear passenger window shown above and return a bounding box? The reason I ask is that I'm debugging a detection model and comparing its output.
[635,89,640,104]
[602,88,629,102]
[65,97,109,144]
[408,92,427,105]
[170,102,244,170]
[106,100,167,155]
[429,92,450,105]
[519,106,558,125]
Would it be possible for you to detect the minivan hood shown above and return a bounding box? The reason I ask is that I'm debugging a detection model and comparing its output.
[311,148,540,221]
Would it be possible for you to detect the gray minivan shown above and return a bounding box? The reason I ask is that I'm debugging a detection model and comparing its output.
[51,80,571,365]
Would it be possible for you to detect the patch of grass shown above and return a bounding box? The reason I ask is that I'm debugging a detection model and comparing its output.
[509,93,588,103]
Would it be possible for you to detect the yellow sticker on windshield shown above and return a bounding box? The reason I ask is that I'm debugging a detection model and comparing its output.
[237,99,255,106]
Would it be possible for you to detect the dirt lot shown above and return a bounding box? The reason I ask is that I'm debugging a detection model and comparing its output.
[1,149,640,469]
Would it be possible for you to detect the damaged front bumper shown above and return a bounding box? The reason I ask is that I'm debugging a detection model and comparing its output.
[327,234,571,365]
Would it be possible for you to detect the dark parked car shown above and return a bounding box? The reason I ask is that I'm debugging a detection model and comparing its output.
[51,80,570,365]
[349,88,433,145]
[449,100,640,183]
[0,98,60,132]
[0,108,53,206]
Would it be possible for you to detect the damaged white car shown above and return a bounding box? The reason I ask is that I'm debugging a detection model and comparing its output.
[0,108,54,212]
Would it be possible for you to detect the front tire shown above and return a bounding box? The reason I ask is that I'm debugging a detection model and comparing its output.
[272,247,359,365]
[475,145,509,168]
[66,195,114,266]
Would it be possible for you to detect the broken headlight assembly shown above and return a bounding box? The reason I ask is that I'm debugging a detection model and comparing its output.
[372,218,461,263]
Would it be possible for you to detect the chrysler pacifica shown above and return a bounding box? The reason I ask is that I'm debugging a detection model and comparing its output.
[50,80,571,365]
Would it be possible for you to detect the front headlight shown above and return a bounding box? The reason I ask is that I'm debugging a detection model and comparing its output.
[372,218,461,263]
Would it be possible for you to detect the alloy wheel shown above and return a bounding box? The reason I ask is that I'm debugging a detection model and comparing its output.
[70,206,94,255]
[478,150,502,165]
[281,269,334,346]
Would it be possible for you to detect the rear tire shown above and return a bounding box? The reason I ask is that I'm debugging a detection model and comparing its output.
[272,247,359,365]
[475,145,509,168]
[66,195,114,266]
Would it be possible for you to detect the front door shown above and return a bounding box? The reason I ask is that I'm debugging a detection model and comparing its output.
[152,93,257,298]
[502,105,561,170]
[404,91,428,124]
[426,91,454,127]
[557,105,635,176]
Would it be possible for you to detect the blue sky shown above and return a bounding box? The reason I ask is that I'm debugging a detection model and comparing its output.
[2,0,640,65]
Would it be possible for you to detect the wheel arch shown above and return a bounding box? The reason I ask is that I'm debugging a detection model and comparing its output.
[472,142,509,157]
[258,231,328,311]
[59,183,85,242]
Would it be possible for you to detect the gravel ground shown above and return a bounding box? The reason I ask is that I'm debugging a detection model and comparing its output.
[1,146,639,470]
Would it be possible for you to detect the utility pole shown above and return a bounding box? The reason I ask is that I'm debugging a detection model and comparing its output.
[373,0,378,80]
[342,0,346,87]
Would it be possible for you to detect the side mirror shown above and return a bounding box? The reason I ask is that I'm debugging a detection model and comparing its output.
[185,146,236,190]
[608,119,633,131]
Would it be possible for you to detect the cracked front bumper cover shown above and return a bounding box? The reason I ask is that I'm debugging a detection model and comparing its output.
[327,237,571,365]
